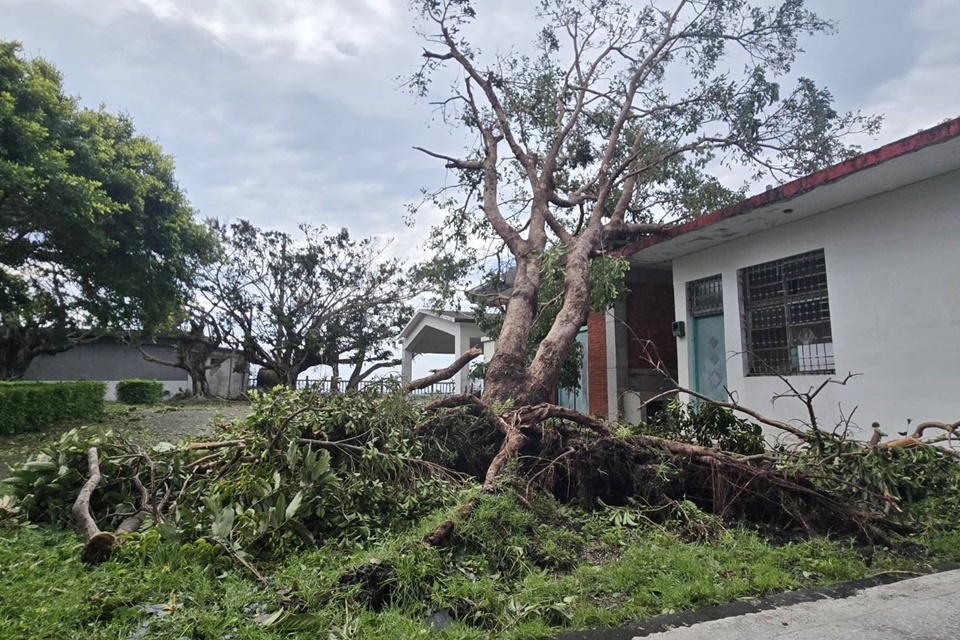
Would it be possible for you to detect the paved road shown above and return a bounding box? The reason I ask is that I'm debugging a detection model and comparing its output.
[556,569,960,640]
[636,569,960,640]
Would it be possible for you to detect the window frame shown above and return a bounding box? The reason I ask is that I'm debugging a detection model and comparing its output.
[738,249,835,376]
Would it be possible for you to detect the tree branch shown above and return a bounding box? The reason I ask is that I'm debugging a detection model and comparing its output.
[403,347,481,393]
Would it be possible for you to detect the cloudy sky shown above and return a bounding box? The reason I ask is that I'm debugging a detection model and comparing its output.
[2,0,958,376]
[3,0,958,258]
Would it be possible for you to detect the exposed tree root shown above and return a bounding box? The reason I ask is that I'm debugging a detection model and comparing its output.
[420,395,931,548]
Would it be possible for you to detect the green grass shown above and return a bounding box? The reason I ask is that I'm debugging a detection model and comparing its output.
[2,401,957,639]
[2,492,957,640]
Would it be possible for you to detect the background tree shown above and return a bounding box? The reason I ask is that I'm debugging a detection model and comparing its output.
[408,0,881,405]
[210,221,414,389]
[0,41,214,378]
[324,302,413,393]
[134,303,228,398]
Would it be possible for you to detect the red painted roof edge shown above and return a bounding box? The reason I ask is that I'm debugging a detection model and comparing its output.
[616,116,960,258]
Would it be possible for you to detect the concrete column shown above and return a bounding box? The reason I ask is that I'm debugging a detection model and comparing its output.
[401,349,413,384]
[454,329,466,393]
[606,300,629,419]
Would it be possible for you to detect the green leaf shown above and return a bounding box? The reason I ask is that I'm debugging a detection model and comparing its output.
[285,491,303,520]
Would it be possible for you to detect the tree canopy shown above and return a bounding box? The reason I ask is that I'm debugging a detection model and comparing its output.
[209,221,414,389]
[0,41,214,377]
[408,0,881,404]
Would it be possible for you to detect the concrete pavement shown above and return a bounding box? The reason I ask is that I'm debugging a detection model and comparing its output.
[557,568,960,640]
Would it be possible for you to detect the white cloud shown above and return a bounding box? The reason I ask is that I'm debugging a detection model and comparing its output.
[123,0,401,65]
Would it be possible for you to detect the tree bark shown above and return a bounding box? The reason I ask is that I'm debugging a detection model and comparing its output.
[482,256,544,404]
[0,327,82,379]
[347,359,401,391]
[525,240,594,403]
[138,339,221,398]
[72,447,145,563]
[404,348,481,394]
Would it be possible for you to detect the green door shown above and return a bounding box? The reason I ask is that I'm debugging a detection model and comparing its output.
[557,326,589,411]
[693,314,727,401]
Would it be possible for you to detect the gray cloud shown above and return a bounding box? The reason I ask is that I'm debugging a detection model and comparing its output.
[1,0,956,258]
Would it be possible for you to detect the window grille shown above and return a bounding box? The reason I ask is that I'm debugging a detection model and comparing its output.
[687,275,723,317]
[740,249,834,375]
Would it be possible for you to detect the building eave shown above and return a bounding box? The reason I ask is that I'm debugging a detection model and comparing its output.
[399,309,476,340]
[619,117,960,267]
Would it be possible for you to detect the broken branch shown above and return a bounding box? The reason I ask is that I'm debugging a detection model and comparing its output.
[403,347,481,394]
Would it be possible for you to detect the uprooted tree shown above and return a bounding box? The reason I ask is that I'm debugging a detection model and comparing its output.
[408,0,880,406]
[8,1,960,583]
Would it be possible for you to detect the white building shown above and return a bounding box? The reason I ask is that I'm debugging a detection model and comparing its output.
[399,310,485,393]
[587,117,960,435]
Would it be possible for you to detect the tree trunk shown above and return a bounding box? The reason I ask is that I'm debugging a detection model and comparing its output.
[187,363,210,397]
[525,242,594,403]
[330,362,341,394]
[281,367,300,390]
[0,328,76,380]
[0,339,30,380]
[482,255,543,405]
[482,240,596,407]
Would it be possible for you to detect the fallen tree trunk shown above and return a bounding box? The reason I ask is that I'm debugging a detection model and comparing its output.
[73,447,146,563]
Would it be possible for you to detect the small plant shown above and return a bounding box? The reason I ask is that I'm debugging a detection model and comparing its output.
[116,379,164,405]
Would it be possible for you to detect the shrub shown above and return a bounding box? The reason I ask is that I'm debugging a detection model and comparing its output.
[0,381,106,435]
[639,397,765,455]
[115,379,164,405]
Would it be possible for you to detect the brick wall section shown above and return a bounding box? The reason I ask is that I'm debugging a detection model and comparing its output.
[626,283,678,372]
[586,311,608,415]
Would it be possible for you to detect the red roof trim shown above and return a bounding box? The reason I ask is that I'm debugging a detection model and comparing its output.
[616,117,960,257]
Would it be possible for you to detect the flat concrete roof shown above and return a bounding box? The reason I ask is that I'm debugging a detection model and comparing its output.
[620,117,960,268]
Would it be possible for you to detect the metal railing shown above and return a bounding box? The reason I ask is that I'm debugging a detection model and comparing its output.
[249,376,463,397]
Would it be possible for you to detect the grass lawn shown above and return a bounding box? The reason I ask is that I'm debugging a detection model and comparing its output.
[2,493,959,639]
[2,396,959,639]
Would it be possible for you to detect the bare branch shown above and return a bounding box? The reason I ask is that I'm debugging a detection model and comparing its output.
[403,347,482,394]
[413,146,483,170]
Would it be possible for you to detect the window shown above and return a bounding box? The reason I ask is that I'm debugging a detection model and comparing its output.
[687,274,723,317]
[740,249,834,375]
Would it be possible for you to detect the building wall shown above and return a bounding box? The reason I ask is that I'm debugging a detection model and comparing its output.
[23,342,248,400]
[625,278,677,371]
[585,270,679,422]
[206,354,249,399]
[586,311,608,415]
[671,169,960,438]
[616,270,679,424]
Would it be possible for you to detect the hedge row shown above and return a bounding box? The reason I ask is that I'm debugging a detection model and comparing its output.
[0,381,106,436]
[115,379,164,405]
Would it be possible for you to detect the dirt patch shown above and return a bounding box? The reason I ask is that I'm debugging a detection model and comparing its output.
[119,402,251,445]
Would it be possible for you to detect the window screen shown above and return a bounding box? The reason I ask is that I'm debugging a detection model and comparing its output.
[740,249,834,375]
